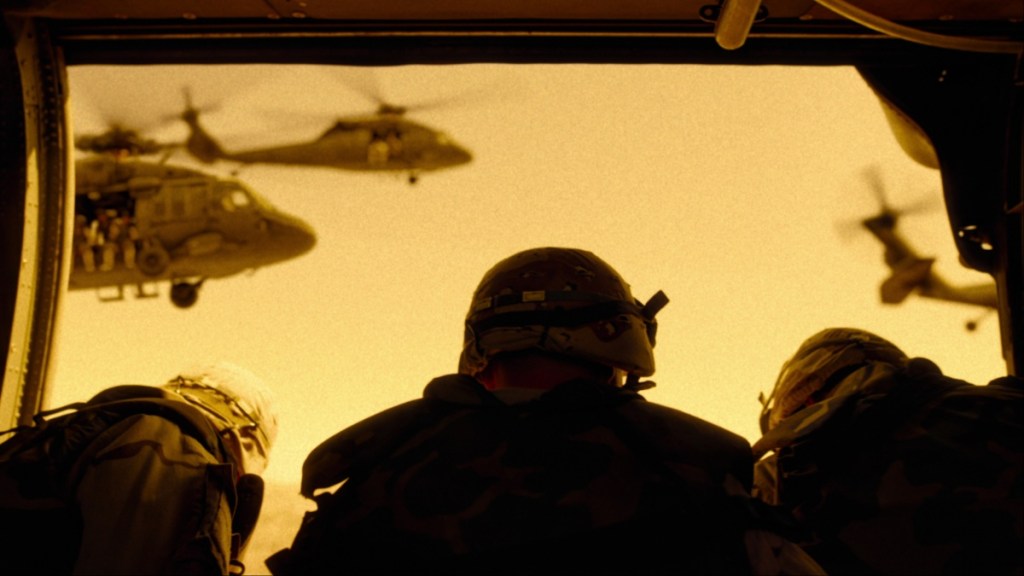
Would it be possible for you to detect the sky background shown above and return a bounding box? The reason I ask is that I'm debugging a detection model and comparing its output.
[52,63,1007,569]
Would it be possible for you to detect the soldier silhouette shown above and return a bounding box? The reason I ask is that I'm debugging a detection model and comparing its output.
[754,327,1024,575]
[0,362,278,575]
[269,247,821,575]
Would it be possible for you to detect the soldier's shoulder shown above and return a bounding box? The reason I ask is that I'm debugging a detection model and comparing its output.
[616,398,753,487]
[983,375,1024,396]
[620,398,750,450]
[300,395,442,497]
[85,412,216,463]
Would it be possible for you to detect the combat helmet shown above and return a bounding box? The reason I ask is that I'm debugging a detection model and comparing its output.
[164,361,278,474]
[459,247,668,385]
[759,327,908,433]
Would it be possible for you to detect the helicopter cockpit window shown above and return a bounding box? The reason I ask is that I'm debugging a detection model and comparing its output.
[221,188,252,212]
[57,63,1007,576]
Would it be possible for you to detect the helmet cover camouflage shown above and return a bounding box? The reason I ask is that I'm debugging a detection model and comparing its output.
[760,328,908,433]
[164,361,278,474]
[459,247,667,379]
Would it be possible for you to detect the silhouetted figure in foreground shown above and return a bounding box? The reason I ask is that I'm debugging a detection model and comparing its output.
[0,362,278,575]
[754,327,1023,574]
[269,247,821,575]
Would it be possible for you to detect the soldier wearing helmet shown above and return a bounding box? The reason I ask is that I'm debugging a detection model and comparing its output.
[0,361,277,575]
[269,247,820,575]
[165,362,279,477]
[458,247,665,387]
[754,327,1024,575]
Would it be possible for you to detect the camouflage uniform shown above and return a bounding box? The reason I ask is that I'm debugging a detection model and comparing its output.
[269,374,757,575]
[270,248,820,575]
[0,363,277,576]
[754,327,1024,575]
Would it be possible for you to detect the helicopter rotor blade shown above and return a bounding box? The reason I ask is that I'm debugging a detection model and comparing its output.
[399,88,493,114]
[176,87,221,120]
[70,69,193,156]
[834,164,891,242]
[862,163,892,214]
[861,163,941,216]
[327,66,495,117]
[835,209,875,243]
[898,194,943,218]
[836,164,941,242]
[71,68,183,137]
[331,67,389,108]
[255,108,354,136]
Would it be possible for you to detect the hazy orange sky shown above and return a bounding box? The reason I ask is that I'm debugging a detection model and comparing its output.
[53,63,1005,486]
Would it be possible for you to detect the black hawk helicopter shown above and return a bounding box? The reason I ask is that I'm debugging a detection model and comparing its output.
[70,127,317,309]
[75,125,167,158]
[181,91,473,184]
[854,166,998,330]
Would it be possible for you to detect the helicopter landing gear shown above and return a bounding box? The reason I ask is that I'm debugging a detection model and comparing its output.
[170,278,205,309]
[137,242,170,276]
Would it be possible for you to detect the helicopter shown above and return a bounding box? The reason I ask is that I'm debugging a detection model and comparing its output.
[69,137,317,309]
[855,167,998,330]
[181,92,473,185]
[74,125,169,158]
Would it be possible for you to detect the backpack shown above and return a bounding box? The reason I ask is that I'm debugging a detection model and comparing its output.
[0,385,264,575]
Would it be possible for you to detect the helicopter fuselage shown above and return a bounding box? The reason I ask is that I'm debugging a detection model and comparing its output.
[184,109,472,179]
[862,211,997,310]
[69,156,316,306]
